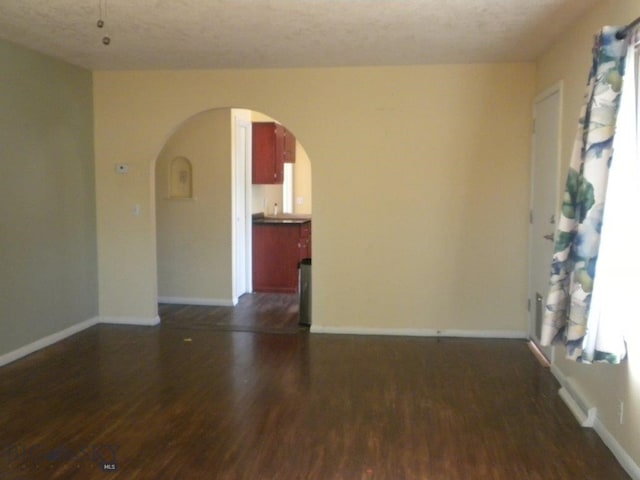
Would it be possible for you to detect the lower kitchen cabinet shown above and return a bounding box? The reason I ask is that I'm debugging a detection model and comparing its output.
[252,221,311,293]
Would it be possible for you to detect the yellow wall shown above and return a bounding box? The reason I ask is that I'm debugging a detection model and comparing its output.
[293,143,312,215]
[536,0,640,467]
[93,63,535,334]
[252,184,283,215]
[155,109,233,303]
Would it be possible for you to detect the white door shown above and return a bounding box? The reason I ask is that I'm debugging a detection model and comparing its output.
[529,85,562,361]
[233,116,252,301]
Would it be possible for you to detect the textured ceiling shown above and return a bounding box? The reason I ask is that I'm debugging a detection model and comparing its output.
[0,0,602,70]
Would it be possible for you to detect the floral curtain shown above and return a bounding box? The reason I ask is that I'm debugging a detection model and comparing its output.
[541,26,630,364]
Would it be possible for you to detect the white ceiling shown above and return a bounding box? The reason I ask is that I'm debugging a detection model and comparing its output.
[0,0,602,70]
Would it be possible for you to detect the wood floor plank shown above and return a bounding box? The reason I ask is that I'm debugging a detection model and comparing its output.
[0,299,631,479]
[159,293,302,334]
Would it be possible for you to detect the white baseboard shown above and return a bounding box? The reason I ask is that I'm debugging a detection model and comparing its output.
[0,316,99,367]
[99,315,161,326]
[158,296,235,307]
[309,326,528,339]
[551,364,640,479]
[558,386,597,427]
[0,315,161,368]
[594,418,640,480]
[550,365,596,426]
[550,363,564,383]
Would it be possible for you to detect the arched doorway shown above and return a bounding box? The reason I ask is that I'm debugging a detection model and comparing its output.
[153,107,312,329]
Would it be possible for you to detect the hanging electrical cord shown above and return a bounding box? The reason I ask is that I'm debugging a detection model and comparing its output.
[97,0,111,45]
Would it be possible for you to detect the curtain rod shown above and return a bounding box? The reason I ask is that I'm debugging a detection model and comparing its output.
[616,16,640,40]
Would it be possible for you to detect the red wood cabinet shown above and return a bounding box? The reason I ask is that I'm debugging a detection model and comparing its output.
[252,222,312,293]
[252,122,284,184]
[252,122,296,184]
[298,222,311,260]
[283,128,296,164]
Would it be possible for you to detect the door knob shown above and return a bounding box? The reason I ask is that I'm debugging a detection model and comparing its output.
[543,233,554,241]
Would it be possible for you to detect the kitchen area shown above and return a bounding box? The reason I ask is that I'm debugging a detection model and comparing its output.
[250,118,313,324]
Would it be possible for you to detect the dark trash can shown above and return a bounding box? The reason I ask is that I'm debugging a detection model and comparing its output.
[299,258,312,326]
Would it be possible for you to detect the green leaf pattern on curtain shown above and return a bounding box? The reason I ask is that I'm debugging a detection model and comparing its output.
[541,27,628,363]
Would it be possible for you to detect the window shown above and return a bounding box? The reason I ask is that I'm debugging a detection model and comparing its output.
[586,38,640,358]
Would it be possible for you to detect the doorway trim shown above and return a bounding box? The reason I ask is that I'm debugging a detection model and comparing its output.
[528,81,563,363]
[232,113,253,303]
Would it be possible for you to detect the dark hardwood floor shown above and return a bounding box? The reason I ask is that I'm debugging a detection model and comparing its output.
[159,293,303,334]
[0,295,631,479]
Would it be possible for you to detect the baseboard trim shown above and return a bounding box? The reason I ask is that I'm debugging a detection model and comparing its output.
[594,418,640,480]
[99,316,161,326]
[527,340,551,367]
[158,296,236,307]
[0,314,161,368]
[0,316,99,367]
[550,363,564,383]
[558,386,597,427]
[309,326,528,339]
[550,366,596,427]
[551,364,639,479]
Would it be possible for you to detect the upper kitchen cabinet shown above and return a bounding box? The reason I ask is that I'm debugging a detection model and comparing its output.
[283,127,296,164]
[252,122,296,184]
[252,122,284,184]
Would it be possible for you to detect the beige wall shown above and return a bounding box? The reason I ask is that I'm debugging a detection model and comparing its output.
[536,0,640,468]
[0,39,97,356]
[156,109,233,303]
[252,184,283,215]
[293,143,312,215]
[93,63,535,334]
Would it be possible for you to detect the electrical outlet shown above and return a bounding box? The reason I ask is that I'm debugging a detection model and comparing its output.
[618,400,624,425]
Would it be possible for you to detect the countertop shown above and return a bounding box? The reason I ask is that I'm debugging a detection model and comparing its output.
[252,213,311,225]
